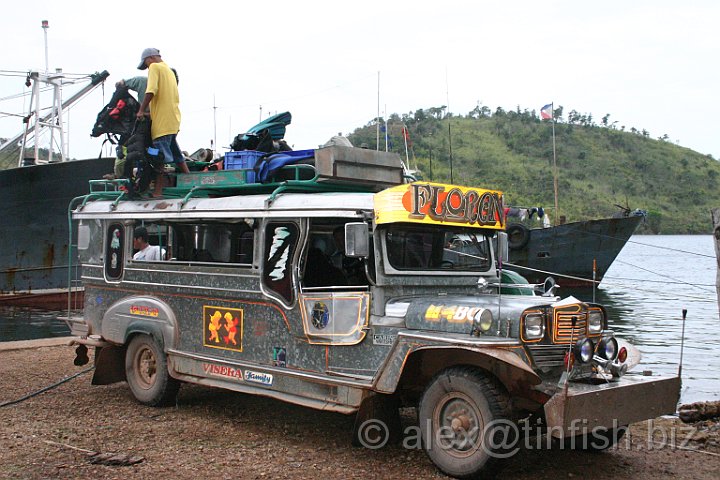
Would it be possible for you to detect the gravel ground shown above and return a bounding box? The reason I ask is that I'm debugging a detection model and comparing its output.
[0,344,718,480]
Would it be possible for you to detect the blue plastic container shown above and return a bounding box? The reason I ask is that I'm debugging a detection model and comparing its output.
[224,150,266,183]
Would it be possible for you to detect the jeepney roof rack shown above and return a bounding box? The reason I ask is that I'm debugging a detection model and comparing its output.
[82,146,407,206]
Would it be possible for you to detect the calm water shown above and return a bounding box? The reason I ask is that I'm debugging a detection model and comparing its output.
[1,235,717,403]
[570,234,719,404]
[0,307,73,341]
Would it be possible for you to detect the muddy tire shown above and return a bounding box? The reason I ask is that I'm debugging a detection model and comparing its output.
[419,366,511,479]
[125,334,179,406]
[563,425,627,452]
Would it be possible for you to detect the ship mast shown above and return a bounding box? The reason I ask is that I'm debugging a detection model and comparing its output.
[0,20,110,166]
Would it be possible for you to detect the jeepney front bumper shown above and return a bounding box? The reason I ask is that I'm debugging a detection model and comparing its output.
[543,373,681,438]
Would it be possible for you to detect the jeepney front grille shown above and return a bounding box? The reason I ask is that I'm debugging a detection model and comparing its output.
[527,345,568,368]
[553,305,587,344]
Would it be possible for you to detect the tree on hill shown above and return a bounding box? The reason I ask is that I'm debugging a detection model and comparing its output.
[348,105,720,234]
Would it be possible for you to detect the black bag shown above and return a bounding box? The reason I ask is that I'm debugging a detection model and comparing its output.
[123,118,156,196]
[91,86,140,140]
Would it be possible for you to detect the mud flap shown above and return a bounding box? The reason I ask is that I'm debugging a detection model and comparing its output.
[91,345,127,385]
[351,393,402,448]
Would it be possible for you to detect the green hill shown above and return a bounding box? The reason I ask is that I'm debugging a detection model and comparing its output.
[348,106,719,234]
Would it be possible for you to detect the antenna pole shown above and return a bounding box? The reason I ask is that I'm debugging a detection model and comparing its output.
[42,20,49,73]
[376,71,380,151]
[551,101,559,225]
[446,68,454,184]
[213,94,217,152]
[678,309,687,378]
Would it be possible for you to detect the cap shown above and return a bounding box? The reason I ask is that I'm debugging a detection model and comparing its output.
[137,47,160,70]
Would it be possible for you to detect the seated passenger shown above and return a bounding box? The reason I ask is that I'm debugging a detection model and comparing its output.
[304,245,346,287]
[132,227,165,261]
[330,226,366,285]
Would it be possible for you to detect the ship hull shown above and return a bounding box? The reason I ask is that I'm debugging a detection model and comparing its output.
[0,158,115,303]
[507,215,643,288]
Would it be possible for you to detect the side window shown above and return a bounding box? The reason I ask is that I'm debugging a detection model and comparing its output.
[131,223,169,262]
[261,221,300,308]
[171,222,254,265]
[104,223,125,280]
[78,219,103,265]
[303,220,370,289]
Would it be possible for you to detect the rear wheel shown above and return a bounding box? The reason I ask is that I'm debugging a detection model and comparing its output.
[419,367,511,479]
[125,334,179,406]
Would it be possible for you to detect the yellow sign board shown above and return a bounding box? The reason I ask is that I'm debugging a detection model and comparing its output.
[374,182,504,230]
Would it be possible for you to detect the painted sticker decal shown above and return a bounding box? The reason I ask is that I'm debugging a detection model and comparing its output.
[244,370,274,386]
[311,302,329,329]
[424,304,484,323]
[130,305,159,317]
[272,347,287,367]
[373,333,396,346]
[268,227,291,281]
[262,222,299,307]
[202,363,243,381]
[203,306,244,352]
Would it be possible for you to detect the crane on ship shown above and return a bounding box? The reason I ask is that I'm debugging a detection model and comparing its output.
[0,69,109,167]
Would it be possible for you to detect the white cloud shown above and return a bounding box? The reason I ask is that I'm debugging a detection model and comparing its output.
[1,0,719,159]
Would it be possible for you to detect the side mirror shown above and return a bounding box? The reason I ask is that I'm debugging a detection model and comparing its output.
[541,276,558,297]
[77,224,90,250]
[496,232,509,264]
[344,222,369,258]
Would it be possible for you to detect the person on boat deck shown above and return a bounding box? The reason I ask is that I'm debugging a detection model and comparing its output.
[132,227,165,261]
[135,47,189,197]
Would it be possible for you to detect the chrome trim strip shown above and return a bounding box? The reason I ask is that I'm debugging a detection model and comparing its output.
[326,370,375,381]
[124,266,258,278]
[167,349,374,388]
[398,331,520,347]
[80,277,262,295]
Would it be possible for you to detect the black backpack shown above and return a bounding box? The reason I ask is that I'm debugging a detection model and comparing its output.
[91,86,140,143]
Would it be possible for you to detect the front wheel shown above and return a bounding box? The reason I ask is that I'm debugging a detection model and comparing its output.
[419,367,511,479]
[125,334,179,406]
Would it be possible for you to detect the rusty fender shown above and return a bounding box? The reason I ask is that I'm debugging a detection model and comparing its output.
[373,342,541,397]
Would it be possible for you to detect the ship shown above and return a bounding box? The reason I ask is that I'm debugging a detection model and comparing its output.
[504,212,645,288]
[0,69,114,308]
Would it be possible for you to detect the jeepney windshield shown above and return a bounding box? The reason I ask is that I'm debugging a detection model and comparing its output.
[384,224,492,271]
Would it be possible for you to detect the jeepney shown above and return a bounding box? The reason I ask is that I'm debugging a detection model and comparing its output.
[67,146,680,479]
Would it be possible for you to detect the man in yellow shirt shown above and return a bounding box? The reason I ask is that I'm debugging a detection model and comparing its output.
[136,47,189,196]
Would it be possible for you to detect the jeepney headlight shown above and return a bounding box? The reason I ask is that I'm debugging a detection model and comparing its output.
[523,313,545,340]
[472,308,493,333]
[588,310,604,334]
[572,338,595,364]
[598,337,618,360]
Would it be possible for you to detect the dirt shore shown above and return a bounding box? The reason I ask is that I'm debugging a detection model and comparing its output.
[1,343,718,480]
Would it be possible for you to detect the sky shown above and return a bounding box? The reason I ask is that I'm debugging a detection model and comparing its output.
[1,0,719,162]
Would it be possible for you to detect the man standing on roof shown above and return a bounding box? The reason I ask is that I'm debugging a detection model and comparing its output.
[135,47,189,196]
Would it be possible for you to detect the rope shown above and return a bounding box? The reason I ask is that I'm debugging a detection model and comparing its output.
[612,258,716,293]
[0,366,94,408]
[625,238,715,259]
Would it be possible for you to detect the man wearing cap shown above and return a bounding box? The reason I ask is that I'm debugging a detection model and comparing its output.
[136,47,189,196]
